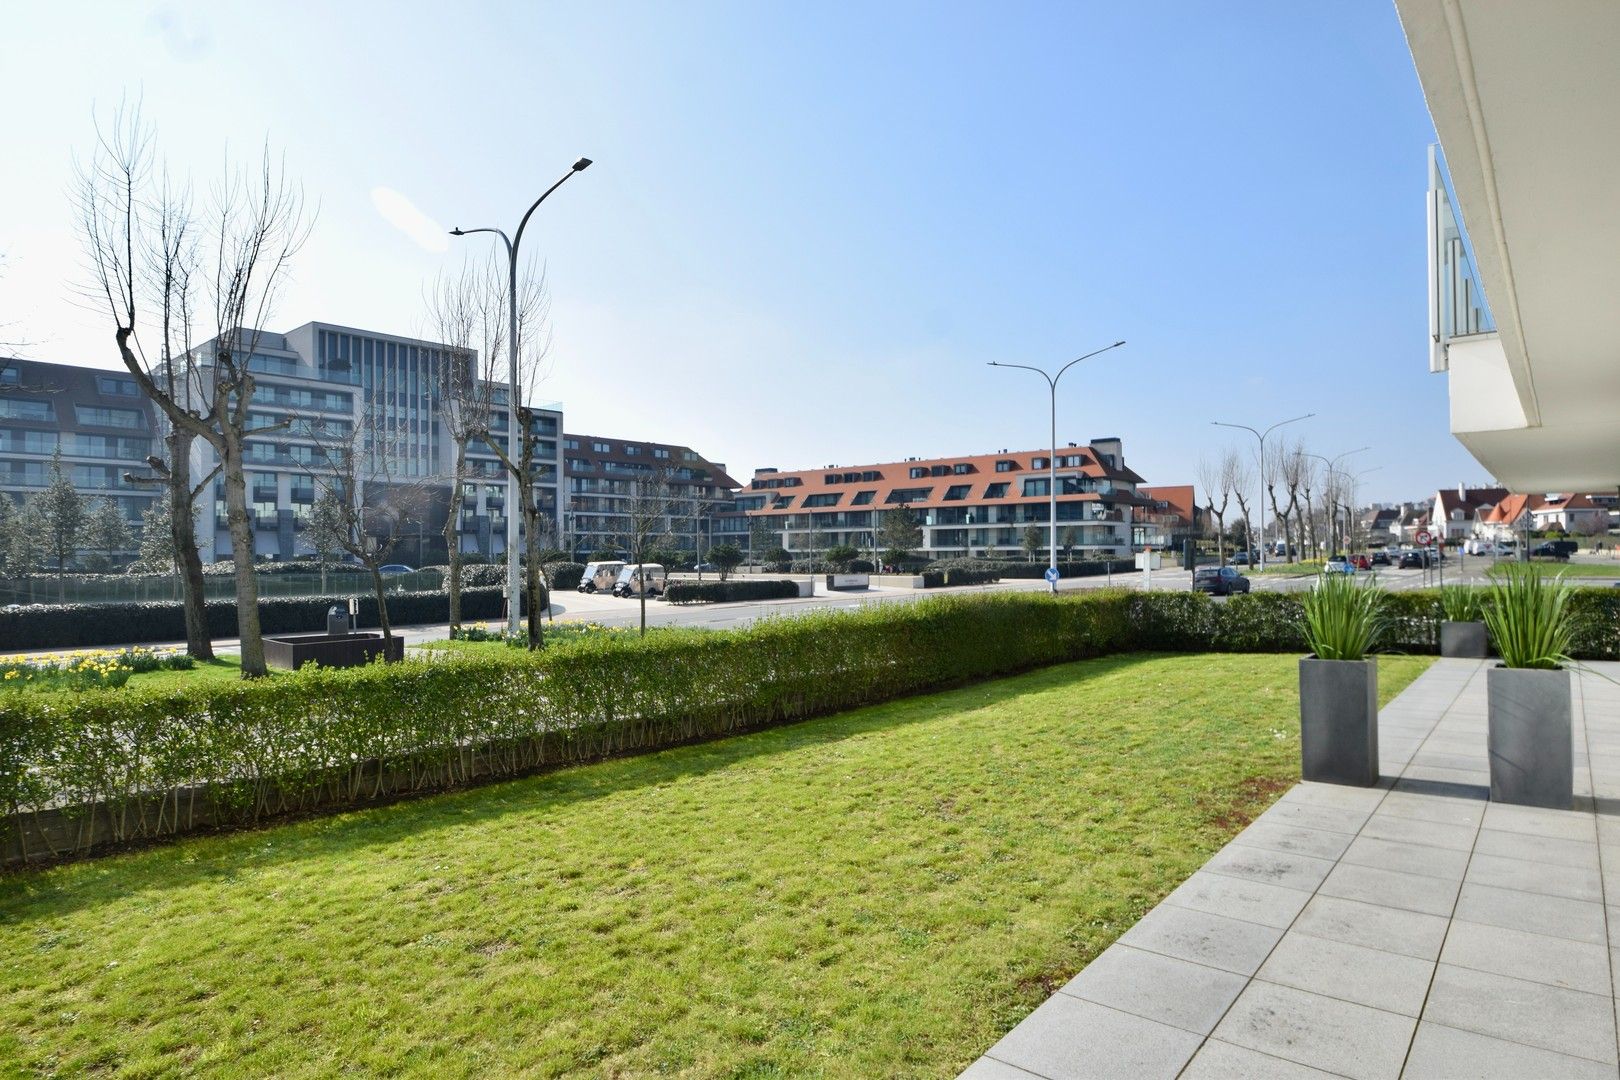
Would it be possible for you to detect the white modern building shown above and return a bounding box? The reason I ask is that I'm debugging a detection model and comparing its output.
[1402,1,1620,493]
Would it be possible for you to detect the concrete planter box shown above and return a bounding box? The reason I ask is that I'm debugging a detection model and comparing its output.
[264,632,405,671]
[1299,657,1379,786]
[825,573,871,591]
[1487,666,1573,809]
[1441,621,1488,658]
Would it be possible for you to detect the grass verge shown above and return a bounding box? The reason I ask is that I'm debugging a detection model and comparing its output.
[0,652,1433,1077]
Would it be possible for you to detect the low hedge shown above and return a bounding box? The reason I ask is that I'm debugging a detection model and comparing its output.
[927,558,1137,579]
[665,579,800,605]
[0,588,507,651]
[7,586,1620,862]
[543,561,585,591]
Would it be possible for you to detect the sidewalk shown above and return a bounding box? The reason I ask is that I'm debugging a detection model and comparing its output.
[961,658,1620,1079]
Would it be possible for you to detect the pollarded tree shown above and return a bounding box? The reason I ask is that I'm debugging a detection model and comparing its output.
[78,104,310,677]
[37,450,86,598]
[876,505,923,564]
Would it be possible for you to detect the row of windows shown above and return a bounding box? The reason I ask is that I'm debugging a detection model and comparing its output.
[823,470,884,485]
[757,477,1124,509]
[0,397,53,421]
[908,462,977,479]
[95,374,140,397]
[75,405,147,429]
[253,383,353,413]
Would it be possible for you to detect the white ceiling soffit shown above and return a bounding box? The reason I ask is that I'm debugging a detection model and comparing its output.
[1396,0,1620,433]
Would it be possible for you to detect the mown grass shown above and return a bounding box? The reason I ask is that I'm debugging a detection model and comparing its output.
[0,652,1433,1078]
[1249,559,1326,576]
[1488,559,1620,579]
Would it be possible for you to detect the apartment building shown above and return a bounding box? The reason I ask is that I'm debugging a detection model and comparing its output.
[0,359,162,546]
[178,322,563,565]
[727,438,1150,561]
[563,434,738,557]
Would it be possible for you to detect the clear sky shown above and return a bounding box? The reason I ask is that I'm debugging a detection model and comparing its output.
[0,1,1487,502]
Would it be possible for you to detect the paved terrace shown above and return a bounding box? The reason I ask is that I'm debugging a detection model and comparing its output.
[961,658,1620,1079]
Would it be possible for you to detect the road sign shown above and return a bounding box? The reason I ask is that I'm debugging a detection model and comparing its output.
[1043,567,1060,583]
[1415,529,1433,547]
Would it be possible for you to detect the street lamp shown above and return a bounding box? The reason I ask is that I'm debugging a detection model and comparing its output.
[989,340,1127,593]
[1302,447,1369,558]
[1211,413,1314,571]
[451,156,592,633]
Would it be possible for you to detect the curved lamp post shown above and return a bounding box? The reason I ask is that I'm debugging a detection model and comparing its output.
[1303,447,1369,558]
[989,340,1126,593]
[1211,413,1314,570]
[451,156,592,633]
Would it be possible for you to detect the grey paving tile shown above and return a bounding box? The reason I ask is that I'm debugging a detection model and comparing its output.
[1441,918,1611,995]
[1290,894,1450,961]
[1202,844,1336,893]
[1465,851,1604,902]
[1211,981,1415,1080]
[1232,821,1355,861]
[1473,827,1601,870]
[1387,777,1488,804]
[1372,793,1483,828]
[1340,836,1471,881]
[1422,963,1619,1065]
[1162,871,1312,930]
[1402,1020,1618,1079]
[956,1057,1046,1080]
[1453,882,1608,944]
[984,994,1202,1080]
[1179,1038,1343,1079]
[1318,863,1462,917]
[1118,904,1284,977]
[1483,802,1598,843]
[1356,813,1478,852]
[1281,782,1390,813]
[1257,800,1370,836]
[1256,932,1434,1016]
[1058,943,1246,1035]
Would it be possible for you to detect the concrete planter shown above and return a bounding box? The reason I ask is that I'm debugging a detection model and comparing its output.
[1487,665,1573,809]
[264,632,405,671]
[1441,621,1488,658]
[1299,657,1379,786]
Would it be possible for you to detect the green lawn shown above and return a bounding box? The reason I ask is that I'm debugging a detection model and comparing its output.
[0,652,1432,1078]
[1487,559,1620,579]
[1248,559,1326,577]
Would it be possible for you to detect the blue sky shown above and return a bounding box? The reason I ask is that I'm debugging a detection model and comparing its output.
[0,2,1484,501]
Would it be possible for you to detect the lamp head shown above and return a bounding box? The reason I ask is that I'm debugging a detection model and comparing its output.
[449,227,464,236]
[572,158,593,171]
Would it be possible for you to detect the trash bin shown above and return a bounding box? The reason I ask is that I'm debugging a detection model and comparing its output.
[327,605,351,636]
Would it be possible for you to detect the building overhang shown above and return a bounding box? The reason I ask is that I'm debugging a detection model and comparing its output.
[1398,0,1620,489]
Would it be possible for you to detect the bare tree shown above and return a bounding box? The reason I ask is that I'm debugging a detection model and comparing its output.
[1280,443,1309,563]
[616,465,683,638]
[77,105,310,676]
[1197,454,1231,565]
[424,255,503,635]
[307,417,430,649]
[1226,448,1255,558]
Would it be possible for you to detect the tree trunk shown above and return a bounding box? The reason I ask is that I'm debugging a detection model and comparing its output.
[169,434,214,661]
[443,443,467,636]
[370,563,393,644]
[220,438,268,677]
[518,481,545,651]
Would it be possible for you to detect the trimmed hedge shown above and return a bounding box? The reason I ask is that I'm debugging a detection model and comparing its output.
[0,588,507,651]
[665,579,800,605]
[927,558,1137,579]
[543,561,585,591]
[7,585,1620,862]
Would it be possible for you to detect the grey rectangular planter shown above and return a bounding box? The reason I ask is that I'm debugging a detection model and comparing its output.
[1299,657,1379,786]
[1441,621,1488,658]
[1487,666,1573,809]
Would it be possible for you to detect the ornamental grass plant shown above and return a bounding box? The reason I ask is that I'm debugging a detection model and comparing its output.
[1440,585,1487,623]
[1483,563,1572,669]
[1301,572,1385,661]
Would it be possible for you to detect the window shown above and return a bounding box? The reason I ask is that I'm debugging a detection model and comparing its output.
[943,485,970,501]
[772,494,795,509]
[909,466,927,479]
[851,490,876,506]
[803,493,840,507]
[1032,457,1049,469]
[735,495,767,511]
[654,448,670,459]
[929,465,950,477]
[95,374,140,397]
[995,460,1016,472]
[564,438,580,450]
[75,405,146,429]
[1023,479,1050,497]
[0,397,52,421]
[592,441,610,453]
[953,463,974,475]
[0,367,18,385]
[984,483,1009,499]
[624,444,640,455]
[886,487,931,504]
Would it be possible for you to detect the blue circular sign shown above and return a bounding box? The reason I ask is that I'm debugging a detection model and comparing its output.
[1044,567,1060,583]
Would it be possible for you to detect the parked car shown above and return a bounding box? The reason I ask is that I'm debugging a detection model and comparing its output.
[1370,551,1392,567]
[612,563,667,598]
[378,564,414,575]
[578,560,626,593]
[1531,540,1578,560]
[1193,566,1251,595]
[1348,554,1372,571]
[1230,550,1256,565]
[694,562,718,572]
[1398,550,1425,569]
[1324,555,1355,575]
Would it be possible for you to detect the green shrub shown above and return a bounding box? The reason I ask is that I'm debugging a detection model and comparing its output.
[1484,565,1573,669]
[542,561,586,590]
[0,588,507,650]
[1301,574,1385,661]
[665,580,800,604]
